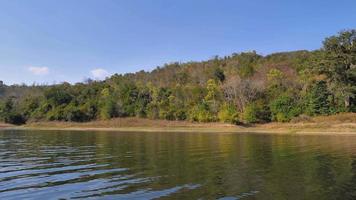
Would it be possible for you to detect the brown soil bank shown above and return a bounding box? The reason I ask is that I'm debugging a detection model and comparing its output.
[17,113,356,134]
[0,123,14,128]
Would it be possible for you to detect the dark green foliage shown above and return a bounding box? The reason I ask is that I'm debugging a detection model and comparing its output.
[0,30,354,125]
[116,83,140,117]
[44,86,72,107]
[243,101,270,123]
[0,97,26,125]
[20,96,41,120]
[4,113,26,125]
[213,68,225,82]
[305,81,332,115]
[63,103,88,122]
[315,30,356,110]
[269,93,302,122]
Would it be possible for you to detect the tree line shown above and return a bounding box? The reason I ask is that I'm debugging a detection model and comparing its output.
[0,30,355,125]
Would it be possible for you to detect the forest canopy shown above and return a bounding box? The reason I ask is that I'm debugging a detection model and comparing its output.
[0,30,355,125]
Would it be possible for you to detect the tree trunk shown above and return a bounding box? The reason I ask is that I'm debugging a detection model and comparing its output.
[345,96,350,110]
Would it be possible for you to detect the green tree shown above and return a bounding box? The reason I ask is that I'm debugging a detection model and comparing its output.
[269,93,301,122]
[63,102,87,122]
[305,81,332,115]
[44,86,73,107]
[99,88,116,120]
[0,97,26,125]
[316,30,356,110]
[205,79,221,115]
[20,96,41,119]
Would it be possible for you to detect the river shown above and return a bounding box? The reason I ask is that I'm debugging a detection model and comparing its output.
[0,130,356,199]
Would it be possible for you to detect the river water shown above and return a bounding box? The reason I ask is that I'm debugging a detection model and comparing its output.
[0,130,356,199]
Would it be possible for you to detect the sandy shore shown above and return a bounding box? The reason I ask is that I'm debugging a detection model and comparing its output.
[3,123,356,135]
[1,114,356,135]
[0,123,14,128]
[4,126,356,135]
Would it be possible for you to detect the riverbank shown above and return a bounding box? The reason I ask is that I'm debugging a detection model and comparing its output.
[0,113,353,134]
[0,123,14,128]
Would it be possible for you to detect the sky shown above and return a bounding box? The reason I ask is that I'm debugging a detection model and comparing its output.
[0,0,355,85]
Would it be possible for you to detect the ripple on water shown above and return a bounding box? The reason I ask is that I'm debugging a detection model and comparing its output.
[1,130,356,199]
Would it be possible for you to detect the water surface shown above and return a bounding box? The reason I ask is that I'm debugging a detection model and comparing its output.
[1,130,356,199]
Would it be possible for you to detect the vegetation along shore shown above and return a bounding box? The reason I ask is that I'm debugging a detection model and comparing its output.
[0,30,355,130]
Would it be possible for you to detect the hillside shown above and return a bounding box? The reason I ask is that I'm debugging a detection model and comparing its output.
[0,30,355,125]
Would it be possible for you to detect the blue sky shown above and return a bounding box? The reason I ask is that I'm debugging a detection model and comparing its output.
[0,0,355,85]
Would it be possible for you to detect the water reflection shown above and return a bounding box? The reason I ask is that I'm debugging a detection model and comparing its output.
[0,130,356,199]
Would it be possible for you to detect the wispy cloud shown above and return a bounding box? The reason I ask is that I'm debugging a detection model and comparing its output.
[91,68,110,80]
[28,66,49,75]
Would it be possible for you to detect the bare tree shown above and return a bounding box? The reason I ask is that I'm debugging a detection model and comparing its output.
[222,76,264,112]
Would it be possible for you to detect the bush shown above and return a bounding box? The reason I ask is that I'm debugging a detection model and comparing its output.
[5,112,26,125]
[63,104,89,122]
[44,87,72,106]
[46,106,66,121]
[189,103,216,122]
[159,109,175,120]
[243,103,258,123]
[218,103,239,123]
[146,104,159,119]
[243,101,270,123]
[175,109,187,120]
[269,93,302,122]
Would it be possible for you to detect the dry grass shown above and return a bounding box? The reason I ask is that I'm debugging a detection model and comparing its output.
[26,117,236,129]
[9,113,356,134]
[255,113,356,132]
[309,113,356,123]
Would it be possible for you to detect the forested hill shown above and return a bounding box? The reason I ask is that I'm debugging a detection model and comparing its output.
[0,30,355,125]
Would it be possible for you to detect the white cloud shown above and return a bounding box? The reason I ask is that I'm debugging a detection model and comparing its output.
[91,68,110,80]
[28,66,49,75]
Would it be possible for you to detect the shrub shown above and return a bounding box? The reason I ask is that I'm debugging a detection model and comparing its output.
[46,106,66,121]
[243,103,259,123]
[269,93,302,122]
[218,103,239,124]
[243,101,270,123]
[175,109,187,120]
[189,103,216,122]
[63,103,89,122]
[160,109,175,120]
[4,112,26,125]
[146,104,159,119]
